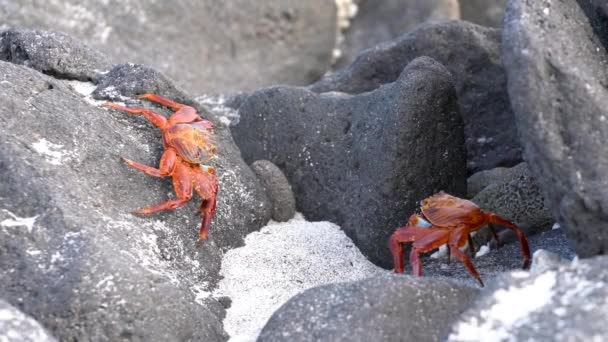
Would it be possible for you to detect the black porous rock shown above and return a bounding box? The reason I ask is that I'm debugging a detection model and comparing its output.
[312,21,520,173]
[0,28,111,82]
[448,255,608,341]
[257,274,479,342]
[0,300,57,342]
[0,33,270,340]
[335,0,460,68]
[233,56,466,267]
[470,163,553,247]
[250,160,296,222]
[503,0,608,257]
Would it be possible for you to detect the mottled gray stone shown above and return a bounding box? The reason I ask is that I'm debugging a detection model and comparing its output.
[0,0,337,94]
[313,21,520,173]
[335,0,460,67]
[503,0,608,257]
[258,274,479,342]
[469,163,553,247]
[233,57,466,267]
[449,254,608,341]
[0,300,57,342]
[460,0,508,27]
[250,160,296,222]
[0,40,270,339]
[0,28,111,82]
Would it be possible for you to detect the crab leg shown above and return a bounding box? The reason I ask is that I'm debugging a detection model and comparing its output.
[103,102,168,129]
[138,93,185,111]
[133,163,193,214]
[488,224,502,247]
[467,234,476,257]
[449,228,484,286]
[488,214,531,269]
[121,149,177,178]
[389,226,433,273]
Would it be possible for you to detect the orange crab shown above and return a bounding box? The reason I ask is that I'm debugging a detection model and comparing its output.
[104,94,218,241]
[389,192,530,286]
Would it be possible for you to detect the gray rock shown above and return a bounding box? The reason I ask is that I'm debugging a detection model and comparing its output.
[460,0,508,27]
[312,21,521,173]
[0,28,111,82]
[0,0,337,94]
[335,0,460,68]
[449,254,608,341]
[233,56,466,267]
[469,163,553,247]
[467,162,527,197]
[0,300,57,342]
[529,249,569,275]
[258,274,479,342]
[0,34,270,340]
[250,160,296,222]
[503,0,608,257]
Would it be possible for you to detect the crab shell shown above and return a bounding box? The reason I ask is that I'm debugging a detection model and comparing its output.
[419,192,486,229]
[163,123,217,164]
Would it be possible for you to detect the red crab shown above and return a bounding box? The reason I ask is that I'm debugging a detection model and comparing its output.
[104,94,218,241]
[389,192,530,286]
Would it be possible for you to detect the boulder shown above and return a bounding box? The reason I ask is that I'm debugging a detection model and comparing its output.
[469,163,553,247]
[233,56,466,267]
[503,0,608,257]
[312,21,521,173]
[258,274,479,342]
[0,28,111,82]
[0,300,57,342]
[0,29,270,341]
[250,160,296,222]
[449,254,608,341]
[335,0,460,67]
[0,0,337,94]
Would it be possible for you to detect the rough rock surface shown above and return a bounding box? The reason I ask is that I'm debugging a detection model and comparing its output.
[258,274,478,342]
[469,163,553,247]
[0,28,111,82]
[0,31,270,340]
[0,0,337,94]
[503,0,608,257]
[312,21,520,173]
[0,300,57,342]
[233,57,466,267]
[335,0,460,67]
[449,255,608,341]
[250,160,296,222]
[460,0,508,27]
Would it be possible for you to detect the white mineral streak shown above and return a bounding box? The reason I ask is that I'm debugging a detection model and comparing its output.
[449,271,557,341]
[32,138,67,165]
[214,213,384,342]
[0,209,38,233]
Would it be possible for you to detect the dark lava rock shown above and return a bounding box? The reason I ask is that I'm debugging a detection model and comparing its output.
[460,0,508,27]
[0,28,111,82]
[467,162,529,197]
[0,300,57,342]
[312,21,521,173]
[233,56,466,267]
[503,0,608,257]
[335,0,459,68]
[0,32,270,340]
[0,1,337,94]
[449,254,608,341]
[469,163,553,247]
[250,160,296,222]
[257,274,479,342]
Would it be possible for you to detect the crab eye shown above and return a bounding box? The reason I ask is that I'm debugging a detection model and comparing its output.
[200,165,215,174]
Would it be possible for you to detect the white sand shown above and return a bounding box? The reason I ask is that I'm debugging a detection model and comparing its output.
[213,213,384,341]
